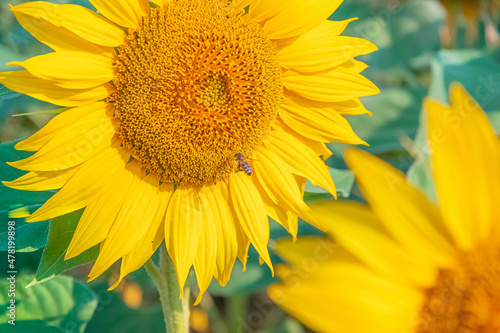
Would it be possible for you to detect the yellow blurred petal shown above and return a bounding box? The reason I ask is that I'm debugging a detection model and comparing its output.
[344,149,456,268]
[273,236,348,266]
[8,206,30,219]
[263,0,343,40]
[253,147,311,222]
[89,170,162,279]
[3,167,77,191]
[426,83,500,248]
[266,129,336,196]
[14,102,110,152]
[89,0,149,29]
[229,172,273,274]
[269,263,423,333]
[10,2,118,52]
[8,107,116,172]
[283,66,379,103]
[27,146,129,222]
[309,201,440,288]
[0,71,114,107]
[8,52,114,90]
[280,96,366,144]
[164,186,203,290]
[278,33,377,73]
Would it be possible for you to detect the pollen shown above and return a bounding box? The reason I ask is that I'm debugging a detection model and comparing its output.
[111,0,282,185]
[417,245,500,332]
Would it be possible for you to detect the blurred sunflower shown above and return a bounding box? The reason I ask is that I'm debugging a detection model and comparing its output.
[440,0,500,47]
[268,84,500,332]
[1,0,378,302]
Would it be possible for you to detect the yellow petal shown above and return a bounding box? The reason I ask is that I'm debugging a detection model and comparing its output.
[229,172,273,274]
[8,52,114,89]
[112,182,173,286]
[151,0,171,8]
[341,59,369,74]
[8,108,116,172]
[164,186,203,290]
[10,2,120,52]
[280,96,366,144]
[253,147,311,222]
[263,0,343,40]
[253,178,298,238]
[193,186,220,305]
[0,71,114,107]
[89,170,162,280]
[426,83,500,248]
[265,129,336,196]
[332,97,372,116]
[27,146,129,222]
[283,66,379,103]
[210,183,238,287]
[14,102,110,152]
[344,149,456,268]
[247,1,288,22]
[2,167,77,191]
[65,156,139,259]
[89,0,149,29]
[278,33,377,73]
[314,18,358,37]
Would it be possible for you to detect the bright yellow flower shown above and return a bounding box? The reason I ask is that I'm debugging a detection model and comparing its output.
[1,0,378,302]
[268,84,500,332]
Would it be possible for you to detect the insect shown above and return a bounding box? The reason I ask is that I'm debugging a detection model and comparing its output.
[235,153,252,176]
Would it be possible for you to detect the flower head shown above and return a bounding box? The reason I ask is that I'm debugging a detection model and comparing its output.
[268,84,500,331]
[1,0,378,303]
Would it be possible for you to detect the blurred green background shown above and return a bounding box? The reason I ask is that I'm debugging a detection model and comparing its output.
[0,0,499,332]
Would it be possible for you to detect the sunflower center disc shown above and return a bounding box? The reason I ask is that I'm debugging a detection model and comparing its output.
[112,0,282,185]
[417,245,500,332]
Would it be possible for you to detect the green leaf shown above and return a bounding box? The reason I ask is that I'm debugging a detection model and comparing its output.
[304,168,354,200]
[0,274,97,333]
[266,318,305,333]
[30,210,98,286]
[0,85,20,100]
[208,252,275,296]
[0,140,55,207]
[0,148,51,253]
[0,217,49,252]
[84,283,164,333]
[333,0,445,70]
[346,87,426,153]
[429,49,500,115]
[407,154,436,202]
[0,321,64,333]
[408,50,500,199]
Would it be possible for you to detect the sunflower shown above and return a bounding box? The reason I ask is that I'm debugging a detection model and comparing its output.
[1,0,378,302]
[268,84,500,332]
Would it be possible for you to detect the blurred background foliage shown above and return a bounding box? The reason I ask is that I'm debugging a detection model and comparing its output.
[0,0,499,332]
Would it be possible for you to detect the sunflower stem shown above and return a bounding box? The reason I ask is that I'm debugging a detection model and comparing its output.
[146,246,191,333]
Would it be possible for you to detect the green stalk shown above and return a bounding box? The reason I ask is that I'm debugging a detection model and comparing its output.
[145,246,190,333]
